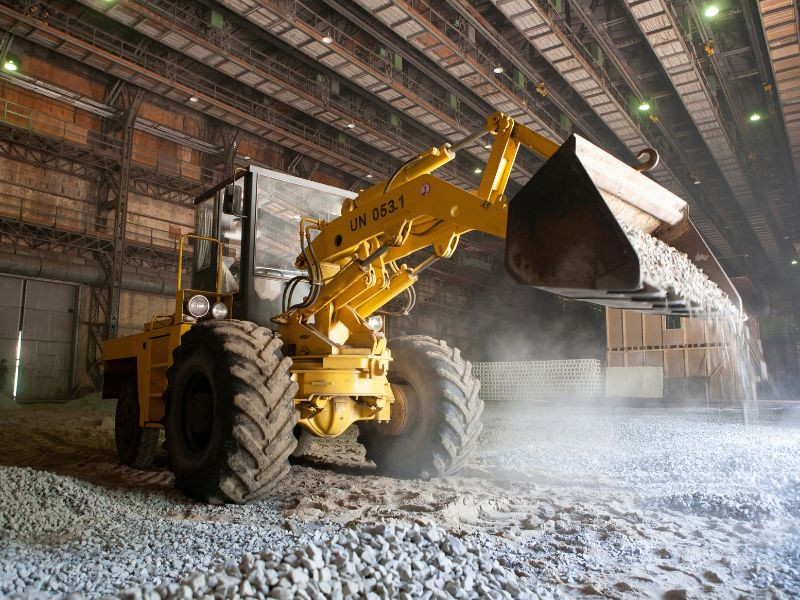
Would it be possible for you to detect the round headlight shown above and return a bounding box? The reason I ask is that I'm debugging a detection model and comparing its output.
[211,301,228,320]
[186,295,210,318]
[367,315,383,331]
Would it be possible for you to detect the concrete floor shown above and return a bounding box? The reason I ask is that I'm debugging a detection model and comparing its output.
[0,397,798,598]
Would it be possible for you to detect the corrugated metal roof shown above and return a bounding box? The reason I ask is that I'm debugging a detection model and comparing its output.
[625,0,781,261]
[759,0,800,186]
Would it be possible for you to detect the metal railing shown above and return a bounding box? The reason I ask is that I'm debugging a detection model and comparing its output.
[6,0,390,174]
[0,96,223,187]
[0,185,191,263]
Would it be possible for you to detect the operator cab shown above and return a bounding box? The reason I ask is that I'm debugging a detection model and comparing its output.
[191,166,356,328]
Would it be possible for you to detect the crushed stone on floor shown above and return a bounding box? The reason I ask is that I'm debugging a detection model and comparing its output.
[0,399,798,598]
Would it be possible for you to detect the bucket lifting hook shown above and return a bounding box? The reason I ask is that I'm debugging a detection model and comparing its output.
[634,148,659,172]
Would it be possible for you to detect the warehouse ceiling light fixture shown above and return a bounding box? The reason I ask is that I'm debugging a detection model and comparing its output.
[704,5,720,17]
[366,173,373,178]
[792,259,798,265]
[188,96,199,103]
[321,34,333,44]
[346,122,356,129]
[2,54,19,72]
[749,112,762,122]
[493,66,504,74]
[474,167,482,174]
[638,101,651,112]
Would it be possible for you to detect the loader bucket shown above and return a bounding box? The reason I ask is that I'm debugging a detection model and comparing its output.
[505,134,742,316]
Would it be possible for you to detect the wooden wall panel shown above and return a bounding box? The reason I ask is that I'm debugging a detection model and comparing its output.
[685,318,706,345]
[708,348,727,375]
[686,349,708,377]
[643,314,663,346]
[607,309,623,348]
[623,311,643,347]
[607,351,625,367]
[665,349,686,378]
[626,350,644,367]
[644,350,664,367]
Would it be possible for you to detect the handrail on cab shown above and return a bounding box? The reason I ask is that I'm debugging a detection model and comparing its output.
[176,234,224,294]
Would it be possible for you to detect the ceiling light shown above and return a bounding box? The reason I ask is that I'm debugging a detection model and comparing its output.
[189,96,199,103]
[493,66,504,74]
[366,173,373,178]
[322,35,333,44]
[704,5,719,17]
[693,178,701,185]
[474,167,482,174]
[484,143,492,150]
[792,259,798,265]
[2,55,19,72]
[749,112,761,122]
[242,155,251,161]
[346,122,356,129]
[638,101,650,112]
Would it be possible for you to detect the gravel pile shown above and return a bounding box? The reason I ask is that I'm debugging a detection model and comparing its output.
[623,225,741,318]
[3,401,799,597]
[115,523,539,600]
[0,466,299,597]
[659,490,788,522]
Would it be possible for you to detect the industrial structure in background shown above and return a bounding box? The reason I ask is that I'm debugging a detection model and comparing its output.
[0,0,797,409]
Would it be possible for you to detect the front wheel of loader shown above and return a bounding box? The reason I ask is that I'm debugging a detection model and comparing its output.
[358,336,483,479]
[164,320,298,504]
[115,376,159,468]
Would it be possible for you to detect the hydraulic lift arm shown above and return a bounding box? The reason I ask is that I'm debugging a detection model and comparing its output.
[276,111,739,438]
[278,114,554,327]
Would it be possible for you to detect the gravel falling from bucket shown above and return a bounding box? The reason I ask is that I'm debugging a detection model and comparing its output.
[624,226,760,417]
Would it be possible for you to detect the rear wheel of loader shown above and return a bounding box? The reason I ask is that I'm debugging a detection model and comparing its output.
[115,376,159,468]
[358,336,483,478]
[290,425,314,458]
[164,320,298,504]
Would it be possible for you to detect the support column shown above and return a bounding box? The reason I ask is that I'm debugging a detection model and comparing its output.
[108,88,144,339]
[86,83,143,387]
[203,121,240,181]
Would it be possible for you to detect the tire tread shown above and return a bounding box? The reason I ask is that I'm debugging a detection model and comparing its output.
[165,320,297,503]
[359,335,483,478]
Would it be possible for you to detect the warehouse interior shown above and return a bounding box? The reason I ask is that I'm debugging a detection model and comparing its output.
[0,0,798,597]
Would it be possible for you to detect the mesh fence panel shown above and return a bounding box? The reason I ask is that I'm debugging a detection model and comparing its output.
[472,360,603,402]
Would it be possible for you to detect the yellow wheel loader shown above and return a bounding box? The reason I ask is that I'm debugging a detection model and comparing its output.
[102,112,740,503]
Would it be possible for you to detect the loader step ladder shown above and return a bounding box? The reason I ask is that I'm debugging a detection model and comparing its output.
[145,337,171,426]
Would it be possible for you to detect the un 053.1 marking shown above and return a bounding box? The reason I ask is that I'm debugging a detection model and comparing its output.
[350,196,404,232]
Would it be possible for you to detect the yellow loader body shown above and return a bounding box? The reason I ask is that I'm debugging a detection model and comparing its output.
[101,112,740,503]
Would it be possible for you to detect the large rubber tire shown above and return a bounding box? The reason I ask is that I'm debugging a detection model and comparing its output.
[358,336,483,478]
[164,320,298,504]
[290,425,314,458]
[115,376,159,468]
